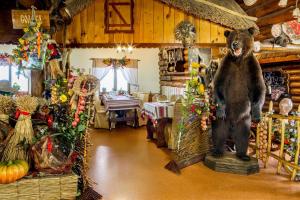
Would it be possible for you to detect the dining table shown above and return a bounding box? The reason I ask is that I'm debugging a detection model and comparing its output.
[143,101,175,147]
[101,94,141,130]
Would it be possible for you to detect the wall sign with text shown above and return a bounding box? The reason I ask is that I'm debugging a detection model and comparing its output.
[11,10,50,29]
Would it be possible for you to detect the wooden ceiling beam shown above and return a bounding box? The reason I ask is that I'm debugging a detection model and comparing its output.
[247,0,296,18]
[257,5,295,27]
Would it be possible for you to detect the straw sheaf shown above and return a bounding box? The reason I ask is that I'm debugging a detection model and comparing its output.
[0,95,14,115]
[16,95,38,113]
[159,0,258,30]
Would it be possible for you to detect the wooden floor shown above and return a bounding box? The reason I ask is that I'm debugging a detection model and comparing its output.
[88,126,300,200]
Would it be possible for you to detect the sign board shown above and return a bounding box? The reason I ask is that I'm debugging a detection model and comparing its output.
[11,10,50,29]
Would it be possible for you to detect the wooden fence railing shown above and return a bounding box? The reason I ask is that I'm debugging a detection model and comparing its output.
[256,102,300,180]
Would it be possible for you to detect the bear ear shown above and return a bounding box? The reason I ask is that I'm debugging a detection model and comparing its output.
[248,27,256,35]
[224,30,231,38]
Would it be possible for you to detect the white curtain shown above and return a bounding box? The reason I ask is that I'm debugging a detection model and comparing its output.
[92,66,113,81]
[119,67,138,85]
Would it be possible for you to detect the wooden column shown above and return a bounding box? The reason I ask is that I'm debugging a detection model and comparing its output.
[31,70,44,97]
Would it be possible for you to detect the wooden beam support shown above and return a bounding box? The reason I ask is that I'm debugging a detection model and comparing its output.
[259,55,300,64]
[257,6,295,27]
[247,0,296,18]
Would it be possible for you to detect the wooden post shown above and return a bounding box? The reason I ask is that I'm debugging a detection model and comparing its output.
[291,105,300,180]
[31,70,44,97]
[265,101,273,168]
[256,124,260,159]
[277,119,285,174]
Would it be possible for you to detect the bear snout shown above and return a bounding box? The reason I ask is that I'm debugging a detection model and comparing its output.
[231,41,240,49]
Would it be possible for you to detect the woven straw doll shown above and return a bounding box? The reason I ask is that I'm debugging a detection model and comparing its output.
[1,95,38,162]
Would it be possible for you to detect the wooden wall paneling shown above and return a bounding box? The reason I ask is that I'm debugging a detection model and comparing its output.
[133,0,141,43]
[113,0,124,43]
[199,19,211,43]
[143,0,154,43]
[54,0,228,46]
[94,0,109,43]
[153,0,164,43]
[174,9,185,44]
[210,22,219,43]
[194,18,200,44]
[121,0,133,43]
[87,3,95,43]
[73,14,82,43]
[217,25,226,43]
[163,5,175,43]
[80,8,88,43]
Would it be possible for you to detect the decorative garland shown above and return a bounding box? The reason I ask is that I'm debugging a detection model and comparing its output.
[0,53,12,66]
[72,75,99,97]
[102,57,130,67]
[12,7,50,74]
[175,21,196,47]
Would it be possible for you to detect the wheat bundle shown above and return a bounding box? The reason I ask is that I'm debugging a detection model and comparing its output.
[1,95,38,162]
[0,95,14,114]
[0,95,14,123]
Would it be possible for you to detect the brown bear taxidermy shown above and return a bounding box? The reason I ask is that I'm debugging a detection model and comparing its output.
[212,28,266,161]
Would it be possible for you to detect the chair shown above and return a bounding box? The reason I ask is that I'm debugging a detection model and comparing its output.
[126,92,150,127]
[170,95,183,102]
[94,96,109,129]
[152,94,168,102]
[164,98,183,150]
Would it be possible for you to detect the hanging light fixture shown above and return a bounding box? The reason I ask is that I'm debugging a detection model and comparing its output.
[115,44,134,54]
[243,0,257,6]
[278,0,288,7]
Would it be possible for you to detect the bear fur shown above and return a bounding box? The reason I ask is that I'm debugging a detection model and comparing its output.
[212,28,266,161]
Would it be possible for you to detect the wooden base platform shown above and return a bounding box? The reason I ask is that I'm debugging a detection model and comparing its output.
[204,153,259,175]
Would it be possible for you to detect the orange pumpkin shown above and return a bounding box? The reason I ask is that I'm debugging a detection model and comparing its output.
[0,160,29,184]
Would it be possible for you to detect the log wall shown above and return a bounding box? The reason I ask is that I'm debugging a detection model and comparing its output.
[55,0,227,47]
[262,65,300,113]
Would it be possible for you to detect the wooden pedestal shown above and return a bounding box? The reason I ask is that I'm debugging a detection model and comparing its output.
[204,153,259,175]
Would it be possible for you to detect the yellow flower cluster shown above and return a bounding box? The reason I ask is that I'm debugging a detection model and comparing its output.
[191,62,200,69]
[59,94,68,103]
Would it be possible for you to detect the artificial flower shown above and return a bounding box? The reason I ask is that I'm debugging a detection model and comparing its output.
[198,84,205,94]
[60,94,68,103]
[68,90,74,96]
[191,62,200,69]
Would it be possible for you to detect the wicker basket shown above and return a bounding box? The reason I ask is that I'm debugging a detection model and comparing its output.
[0,173,78,200]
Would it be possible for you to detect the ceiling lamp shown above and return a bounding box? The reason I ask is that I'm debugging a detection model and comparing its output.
[243,0,257,6]
[278,0,288,7]
[116,44,134,54]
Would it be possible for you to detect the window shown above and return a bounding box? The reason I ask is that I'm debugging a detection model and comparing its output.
[100,67,128,92]
[0,64,30,93]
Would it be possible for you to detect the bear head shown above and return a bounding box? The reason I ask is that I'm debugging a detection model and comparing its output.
[224,27,256,58]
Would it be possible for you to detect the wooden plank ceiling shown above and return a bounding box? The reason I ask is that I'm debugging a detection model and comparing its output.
[235,0,297,41]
